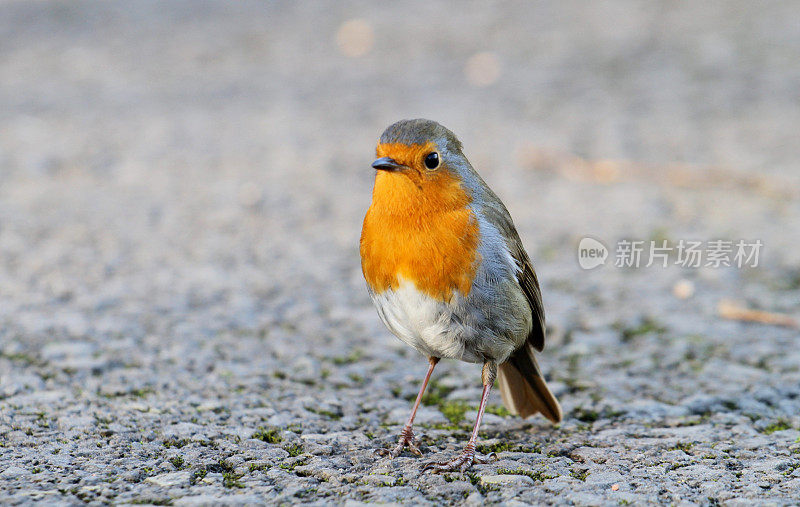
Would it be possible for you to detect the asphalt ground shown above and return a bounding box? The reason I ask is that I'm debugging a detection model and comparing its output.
[1,1,799,504]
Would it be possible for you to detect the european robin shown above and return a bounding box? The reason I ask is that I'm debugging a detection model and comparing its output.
[360,119,562,472]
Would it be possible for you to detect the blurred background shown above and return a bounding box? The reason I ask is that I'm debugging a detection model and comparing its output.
[1,1,799,503]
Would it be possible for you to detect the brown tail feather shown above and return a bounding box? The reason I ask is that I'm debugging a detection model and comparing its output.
[497,343,562,423]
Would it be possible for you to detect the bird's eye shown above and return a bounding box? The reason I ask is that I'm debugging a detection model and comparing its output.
[424,152,440,170]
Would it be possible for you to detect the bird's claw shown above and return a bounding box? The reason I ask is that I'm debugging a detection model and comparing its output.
[375,427,423,458]
[423,446,496,473]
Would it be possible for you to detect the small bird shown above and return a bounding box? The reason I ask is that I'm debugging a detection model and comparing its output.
[360,119,562,472]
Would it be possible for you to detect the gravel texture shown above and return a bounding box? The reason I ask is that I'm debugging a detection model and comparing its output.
[1,1,799,505]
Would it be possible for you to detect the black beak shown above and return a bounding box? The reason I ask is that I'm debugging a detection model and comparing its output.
[371,157,404,172]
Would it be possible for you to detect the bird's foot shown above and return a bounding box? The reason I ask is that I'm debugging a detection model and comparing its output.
[423,443,497,473]
[375,426,422,458]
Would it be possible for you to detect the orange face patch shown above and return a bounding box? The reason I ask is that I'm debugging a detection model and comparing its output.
[360,142,480,301]
[376,141,436,167]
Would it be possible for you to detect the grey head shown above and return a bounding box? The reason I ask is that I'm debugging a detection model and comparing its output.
[379,118,463,154]
[373,119,491,199]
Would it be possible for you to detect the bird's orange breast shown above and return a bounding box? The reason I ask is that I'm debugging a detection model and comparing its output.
[360,150,480,301]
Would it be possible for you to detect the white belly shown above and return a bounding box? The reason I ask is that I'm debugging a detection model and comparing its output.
[370,278,483,362]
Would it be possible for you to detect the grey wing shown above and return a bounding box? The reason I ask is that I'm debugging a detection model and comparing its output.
[477,197,546,352]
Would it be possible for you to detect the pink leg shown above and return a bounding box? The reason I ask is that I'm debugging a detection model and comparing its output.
[377,357,439,458]
[424,361,498,472]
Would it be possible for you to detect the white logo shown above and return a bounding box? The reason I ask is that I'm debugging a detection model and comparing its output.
[578,237,608,270]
